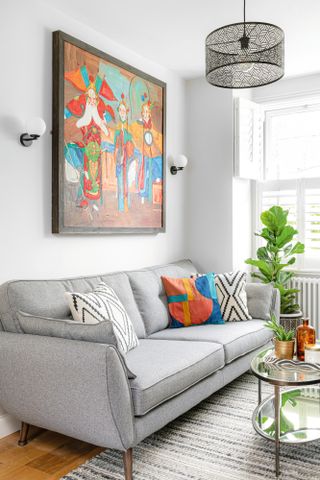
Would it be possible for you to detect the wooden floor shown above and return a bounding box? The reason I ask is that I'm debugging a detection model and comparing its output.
[0,427,104,479]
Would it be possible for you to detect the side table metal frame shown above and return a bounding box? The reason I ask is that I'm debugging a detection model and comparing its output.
[255,376,320,477]
[256,379,281,477]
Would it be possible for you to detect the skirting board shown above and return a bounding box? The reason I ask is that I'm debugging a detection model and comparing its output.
[0,413,20,439]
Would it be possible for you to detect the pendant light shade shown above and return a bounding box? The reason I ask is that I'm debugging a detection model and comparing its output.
[206,2,285,88]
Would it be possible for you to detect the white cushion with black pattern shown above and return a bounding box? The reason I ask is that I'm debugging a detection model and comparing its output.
[214,271,252,321]
[65,282,139,354]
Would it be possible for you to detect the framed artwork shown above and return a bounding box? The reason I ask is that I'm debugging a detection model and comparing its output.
[52,31,166,234]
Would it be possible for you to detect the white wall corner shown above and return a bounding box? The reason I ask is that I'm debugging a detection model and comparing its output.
[0,412,20,439]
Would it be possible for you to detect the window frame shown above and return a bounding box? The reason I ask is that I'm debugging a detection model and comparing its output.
[264,102,320,182]
[255,99,320,273]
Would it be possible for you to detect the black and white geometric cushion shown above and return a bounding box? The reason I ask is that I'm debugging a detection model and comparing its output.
[214,271,252,322]
[65,282,139,354]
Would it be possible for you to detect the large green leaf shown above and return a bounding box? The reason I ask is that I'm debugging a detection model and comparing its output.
[287,257,296,265]
[273,262,294,274]
[257,247,270,261]
[251,272,270,283]
[257,228,275,243]
[261,206,288,234]
[269,206,288,232]
[245,259,274,280]
[260,211,278,233]
[276,226,298,248]
[267,244,280,255]
[290,242,305,255]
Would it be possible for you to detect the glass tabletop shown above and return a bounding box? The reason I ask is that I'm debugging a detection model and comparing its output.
[251,347,320,386]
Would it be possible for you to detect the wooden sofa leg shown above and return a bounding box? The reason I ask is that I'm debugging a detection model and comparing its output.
[123,448,133,480]
[18,422,30,447]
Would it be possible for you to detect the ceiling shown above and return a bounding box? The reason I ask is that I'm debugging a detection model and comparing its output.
[47,0,320,79]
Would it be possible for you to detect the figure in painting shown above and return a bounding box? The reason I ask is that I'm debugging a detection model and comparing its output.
[135,93,163,204]
[114,94,135,212]
[64,66,116,209]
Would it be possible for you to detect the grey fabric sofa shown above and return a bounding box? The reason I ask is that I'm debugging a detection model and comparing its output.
[0,259,278,479]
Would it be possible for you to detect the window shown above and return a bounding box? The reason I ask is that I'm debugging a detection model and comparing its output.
[265,104,320,180]
[257,180,320,270]
[253,100,320,271]
[305,186,320,254]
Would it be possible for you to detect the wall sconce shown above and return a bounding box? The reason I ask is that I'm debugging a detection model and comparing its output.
[170,154,188,175]
[20,117,46,147]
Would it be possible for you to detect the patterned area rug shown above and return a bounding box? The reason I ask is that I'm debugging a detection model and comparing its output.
[62,373,319,479]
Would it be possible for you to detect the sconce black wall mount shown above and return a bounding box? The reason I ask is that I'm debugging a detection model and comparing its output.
[170,166,184,175]
[20,133,40,147]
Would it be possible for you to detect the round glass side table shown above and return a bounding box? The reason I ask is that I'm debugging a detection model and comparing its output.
[251,347,320,477]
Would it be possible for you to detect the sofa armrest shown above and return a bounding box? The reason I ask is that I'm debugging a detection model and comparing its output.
[0,332,135,450]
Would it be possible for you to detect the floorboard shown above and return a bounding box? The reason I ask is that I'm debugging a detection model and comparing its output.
[0,427,104,480]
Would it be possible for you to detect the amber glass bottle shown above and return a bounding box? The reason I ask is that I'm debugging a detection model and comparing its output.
[296,319,316,361]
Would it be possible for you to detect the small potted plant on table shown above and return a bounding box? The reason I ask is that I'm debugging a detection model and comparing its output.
[265,315,295,360]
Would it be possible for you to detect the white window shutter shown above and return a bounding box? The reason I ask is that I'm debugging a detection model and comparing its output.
[234,97,264,180]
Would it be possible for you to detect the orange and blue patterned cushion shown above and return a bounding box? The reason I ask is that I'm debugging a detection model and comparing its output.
[161,273,224,328]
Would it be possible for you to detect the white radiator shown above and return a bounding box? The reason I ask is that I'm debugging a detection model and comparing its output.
[290,277,320,336]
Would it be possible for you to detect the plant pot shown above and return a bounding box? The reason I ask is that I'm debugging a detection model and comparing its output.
[274,338,295,360]
[280,311,303,333]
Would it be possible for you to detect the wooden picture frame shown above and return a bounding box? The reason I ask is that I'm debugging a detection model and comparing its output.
[52,31,166,234]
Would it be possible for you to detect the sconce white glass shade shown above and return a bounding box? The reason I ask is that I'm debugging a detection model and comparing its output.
[20,117,47,147]
[26,117,46,136]
[175,154,188,169]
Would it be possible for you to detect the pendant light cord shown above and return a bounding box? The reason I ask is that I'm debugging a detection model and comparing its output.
[243,0,246,35]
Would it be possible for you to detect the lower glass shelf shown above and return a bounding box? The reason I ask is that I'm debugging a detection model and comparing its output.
[253,386,320,444]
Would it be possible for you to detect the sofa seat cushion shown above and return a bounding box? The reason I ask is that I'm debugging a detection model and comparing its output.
[149,320,273,364]
[125,339,224,416]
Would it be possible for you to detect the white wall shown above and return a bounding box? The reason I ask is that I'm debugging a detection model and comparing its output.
[252,73,320,103]
[185,78,254,274]
[185,78,234,272]
[0,0,188,283]
[0,0,187,435]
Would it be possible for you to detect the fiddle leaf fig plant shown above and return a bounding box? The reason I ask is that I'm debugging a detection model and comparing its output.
[246,206,305,314]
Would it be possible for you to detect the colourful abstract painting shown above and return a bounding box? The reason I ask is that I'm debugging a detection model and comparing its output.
[52,31,166,233]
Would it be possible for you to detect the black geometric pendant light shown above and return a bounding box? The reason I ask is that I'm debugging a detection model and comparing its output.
[206,0,285,88]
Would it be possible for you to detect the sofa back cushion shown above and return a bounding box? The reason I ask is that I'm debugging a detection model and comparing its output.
[0,259,196,337]
[128,260,198,335]
[0,272,146,337]
[246,283,274,321]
